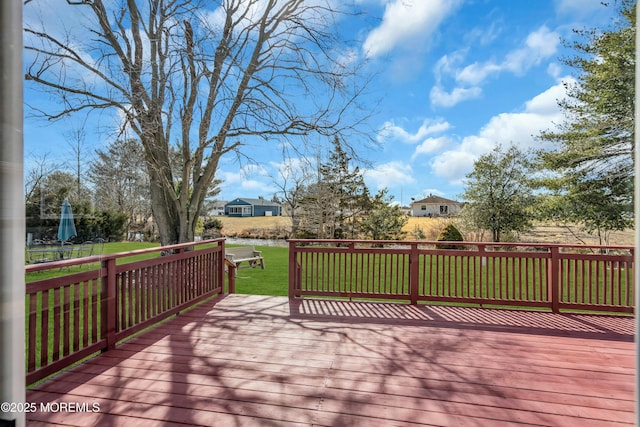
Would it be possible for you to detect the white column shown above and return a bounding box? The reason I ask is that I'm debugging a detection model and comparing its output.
[0,1,25,426]
[635,4,640,425]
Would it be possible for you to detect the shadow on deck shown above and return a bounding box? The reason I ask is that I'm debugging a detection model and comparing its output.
[26,294,635,426]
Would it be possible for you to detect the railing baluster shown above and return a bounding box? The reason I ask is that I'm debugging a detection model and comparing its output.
[52,287,61,362]
[287,240,633,314]
[28,293,37,372]
[82,281,89,349]
[41,289,50,368]
[24,239,226,385]
[62,286,71,357]
[73,283,81,353]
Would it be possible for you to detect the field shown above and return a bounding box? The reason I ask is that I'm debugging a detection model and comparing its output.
[217,215,635,245]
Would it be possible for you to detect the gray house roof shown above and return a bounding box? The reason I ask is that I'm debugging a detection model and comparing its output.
[226,198,281,207]
[411,195,461,206]
[210,200,227,208]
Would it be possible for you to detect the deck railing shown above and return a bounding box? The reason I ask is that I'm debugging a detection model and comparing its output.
[25,239,231,385]
[288,240,634,314]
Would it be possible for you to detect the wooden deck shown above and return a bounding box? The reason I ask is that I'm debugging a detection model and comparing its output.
[26,294,635,426]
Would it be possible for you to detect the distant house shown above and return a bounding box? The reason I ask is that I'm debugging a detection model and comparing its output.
[225,198,282,217]
[399,205,412,216]
[410,194,463,217]
[209,200,227,216]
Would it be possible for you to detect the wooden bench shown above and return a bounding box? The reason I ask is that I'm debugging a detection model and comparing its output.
[225,246,265,275]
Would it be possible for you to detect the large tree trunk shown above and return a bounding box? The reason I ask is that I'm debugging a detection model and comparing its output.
[148,168,179,246]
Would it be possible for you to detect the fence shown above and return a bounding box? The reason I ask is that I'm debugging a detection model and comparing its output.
[288,240,634,314]
[25,239,230,385]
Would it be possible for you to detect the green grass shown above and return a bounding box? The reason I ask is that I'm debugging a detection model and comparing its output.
[228,244,289,296]
[26,242,160,283]
[234,246,632,308]
[27,242,633,305]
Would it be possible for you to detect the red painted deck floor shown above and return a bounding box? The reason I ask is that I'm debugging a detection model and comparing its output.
[26,294,635,426]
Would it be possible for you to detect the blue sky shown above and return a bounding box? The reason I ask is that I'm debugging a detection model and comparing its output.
[24,0,618,206]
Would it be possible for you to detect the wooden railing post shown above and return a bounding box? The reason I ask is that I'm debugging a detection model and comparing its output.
[548,246,560,313]
[218,241,225,295]
[288,240,296,299]
[410,242,419,305]
[102,258,117,351]
[225,259,236,294]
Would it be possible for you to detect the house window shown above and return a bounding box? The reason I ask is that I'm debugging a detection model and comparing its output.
[439,205,448,215]
[421,205,426,210]
[229,206,251,215]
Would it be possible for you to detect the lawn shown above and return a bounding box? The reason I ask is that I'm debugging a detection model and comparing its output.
[228,244,289,296]
[26,242,632,305]
[25,241,160,283]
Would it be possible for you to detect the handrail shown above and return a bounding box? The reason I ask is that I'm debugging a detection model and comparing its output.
[288,238,635,251]
[25,238,233,385]
[288,239,635,314]
[25,239,226,273]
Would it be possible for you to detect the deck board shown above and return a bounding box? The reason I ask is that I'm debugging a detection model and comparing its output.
[26,294,635,426]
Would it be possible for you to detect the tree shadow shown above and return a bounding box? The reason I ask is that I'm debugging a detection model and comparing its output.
[26,294,635,426]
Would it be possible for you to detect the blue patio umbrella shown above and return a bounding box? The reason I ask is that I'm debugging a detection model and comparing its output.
[57,199,77,242]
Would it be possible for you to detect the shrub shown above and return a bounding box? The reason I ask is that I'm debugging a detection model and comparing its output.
[203,218,223,231]
[202,218,223,239]
[436,224,465,249]
[412,225,426,240]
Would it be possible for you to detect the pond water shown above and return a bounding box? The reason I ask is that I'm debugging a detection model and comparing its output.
[224,237,288,247]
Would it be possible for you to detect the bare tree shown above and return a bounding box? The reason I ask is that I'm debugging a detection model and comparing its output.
[271,158,313,235]
[25,0,371,244]
[64,125,89,199]
[24,152,59,204]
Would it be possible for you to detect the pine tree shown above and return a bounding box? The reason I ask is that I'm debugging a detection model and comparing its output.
[360,189,407,241]
[298,137,370,239]
[537,1,635,237]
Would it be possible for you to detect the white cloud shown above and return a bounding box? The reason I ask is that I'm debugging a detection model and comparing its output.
[524,78,571,115]
[555,0,605,17]
[465,21,503,47]
[430,78,571,183]
[431,150,476,184]
[412,136,450,160]
[24,1,107,85]
[363,0,462,58]
[218,166,277,200]
[503,26,560,74]
[378,118,451,144]
[456,26,560,85]
[547,62,562,79]
[240,179,275,194]
[431,26,560,108]
[433,51,467,80]
[269,157,314,178]
[455,62,502,86]
[364,161,416,190]
[430,85,482,108]
[239,164,269,178]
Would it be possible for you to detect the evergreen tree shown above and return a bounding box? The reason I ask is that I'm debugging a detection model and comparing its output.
[360,189,407,241]
[25,169,127,241]
[298,137,370,239]
[88,139,150,235]
[436,224,465,249]
[537,1,635,236]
